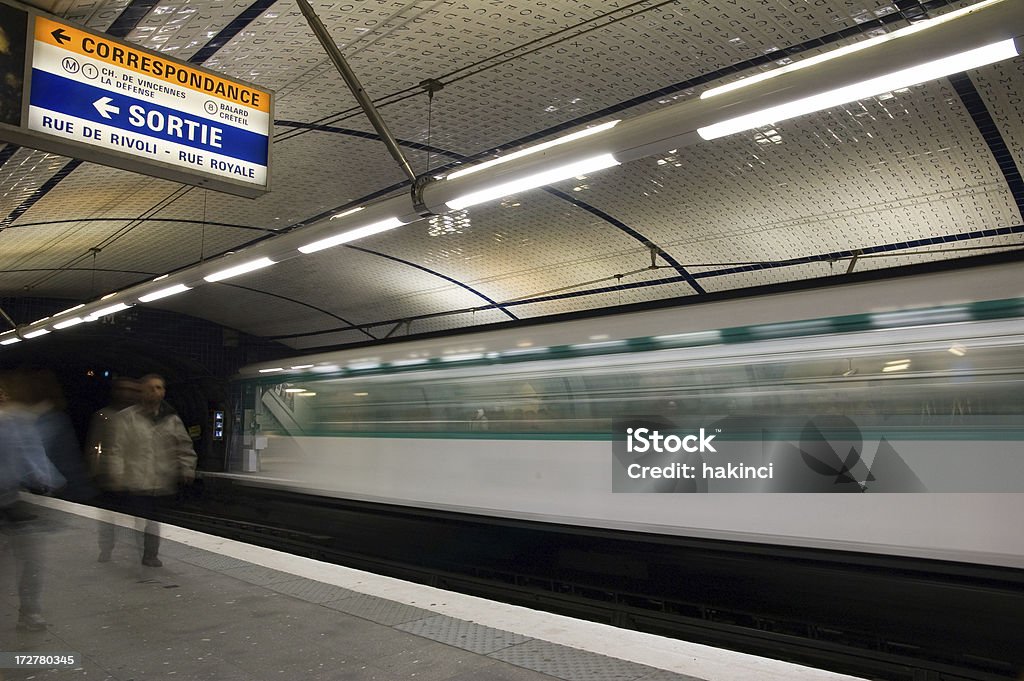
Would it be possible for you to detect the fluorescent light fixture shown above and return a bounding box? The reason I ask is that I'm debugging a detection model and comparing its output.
[284,388,306,393]
[882,362,911,373]
[204,257,276,282]
[885,358,911,366]
[948,344,967,357]
[698,40,1018,140]
[1,335,22,345]
[331,206,364,219]
[57,304,85,315]
[700,0,1007,100]
[353,392,368,396]
[296,392,317,397]
[258,367,284,373]
[87,302,132,319]
[152,274,169,281]
[347,361,381,371]
[53,317,86,329]
[290,364,314,370]
[446,154,620,210]
[139,284,192,303]
[23,329,51,338]
[32,316,50,324]
[298,217,405,254]
[100,292,118,300]
[446,120,620,181]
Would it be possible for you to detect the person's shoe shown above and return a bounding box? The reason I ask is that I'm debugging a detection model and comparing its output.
[17,613,48,632]
[98,550,112,563]
[141,556,163,567]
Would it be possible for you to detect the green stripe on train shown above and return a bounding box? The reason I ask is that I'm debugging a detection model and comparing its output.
[289,428,1024,441]
[246,297,1024,384]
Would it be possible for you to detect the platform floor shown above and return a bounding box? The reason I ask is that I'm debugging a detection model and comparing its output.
[1,497,861,681]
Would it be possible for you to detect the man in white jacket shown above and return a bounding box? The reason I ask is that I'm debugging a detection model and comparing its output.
[108,374,196,567]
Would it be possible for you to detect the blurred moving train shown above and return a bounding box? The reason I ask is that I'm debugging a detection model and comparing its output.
[227,260,1024,569]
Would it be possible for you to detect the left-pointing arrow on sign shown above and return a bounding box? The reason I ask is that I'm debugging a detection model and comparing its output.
[93,97,119,119]
[51,28,71,45]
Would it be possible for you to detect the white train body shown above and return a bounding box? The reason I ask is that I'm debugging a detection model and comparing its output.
[231,262,1024,569]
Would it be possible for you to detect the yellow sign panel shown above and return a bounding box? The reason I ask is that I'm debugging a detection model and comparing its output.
[34,16,270,113]
[23,9,272,196]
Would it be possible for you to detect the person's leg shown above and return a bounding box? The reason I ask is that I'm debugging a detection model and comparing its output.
[11,524,46,630]
[96,492,128,561]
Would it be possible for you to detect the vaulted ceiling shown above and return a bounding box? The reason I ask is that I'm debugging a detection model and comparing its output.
[2,0,1022,350]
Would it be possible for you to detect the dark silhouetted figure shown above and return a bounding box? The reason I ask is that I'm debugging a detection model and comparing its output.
[87,377,141,562]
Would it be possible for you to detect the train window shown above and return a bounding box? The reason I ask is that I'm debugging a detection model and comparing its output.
[244,334,1023,447]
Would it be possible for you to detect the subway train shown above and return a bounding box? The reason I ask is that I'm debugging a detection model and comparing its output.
[225,260,1024,571]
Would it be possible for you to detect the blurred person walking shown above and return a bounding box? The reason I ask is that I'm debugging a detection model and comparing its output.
[0,378,64,632]
[107,374,196,567]
[86,377,140,562]
[13,368,95,503]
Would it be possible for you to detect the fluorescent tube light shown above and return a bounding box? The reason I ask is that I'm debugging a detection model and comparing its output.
[204,257,276,282]
[53,317,86,329]
[700,0,1007,100]
[446,120,620,181]
[152,274,169,281]
[446,154,620,210]
[882,362,911,373]
[296,392,317,397]
[698,39,1018,140]
[57,304,85,315]
[284,388,306,393]
[139,284,192,302]
[948,344,967,357]
[290,364,314,369]
[0,335,21,345]
[298,217,405,254]
[23,329,51,338]
[87,302,132,319]
[332,206,364,219]
[258,367,284,373]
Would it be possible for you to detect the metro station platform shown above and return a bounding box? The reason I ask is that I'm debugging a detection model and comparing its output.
[1,498,861,681]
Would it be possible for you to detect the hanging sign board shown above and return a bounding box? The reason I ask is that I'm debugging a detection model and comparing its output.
[0,1,272,197]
